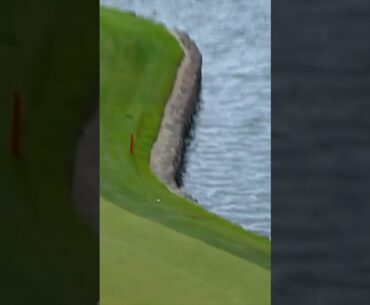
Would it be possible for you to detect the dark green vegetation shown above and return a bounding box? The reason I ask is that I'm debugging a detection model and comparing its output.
[0,1,98,304]
[100,7,270,305]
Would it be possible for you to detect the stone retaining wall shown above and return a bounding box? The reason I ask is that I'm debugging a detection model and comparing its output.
[150,30,202,194]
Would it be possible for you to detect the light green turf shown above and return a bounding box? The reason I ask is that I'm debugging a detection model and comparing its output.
[101,198,270,305]
[0,2,98,304]
[100,7,270,305]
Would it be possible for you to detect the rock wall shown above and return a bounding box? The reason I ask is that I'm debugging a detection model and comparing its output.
[72,105,99,233]
[150,31,202,194]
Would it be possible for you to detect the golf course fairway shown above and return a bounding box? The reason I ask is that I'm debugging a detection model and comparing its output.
[100,7,270,305]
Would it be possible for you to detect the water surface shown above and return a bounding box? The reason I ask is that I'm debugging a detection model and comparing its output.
[102,0,271,238]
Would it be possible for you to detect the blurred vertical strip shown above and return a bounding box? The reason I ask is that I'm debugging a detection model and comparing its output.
[0,0,99,304]
[273,0,370,304]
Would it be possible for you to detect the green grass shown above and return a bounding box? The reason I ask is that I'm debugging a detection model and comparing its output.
[0,2,98,304]
[101,198,269,305]
[100,7,270,305]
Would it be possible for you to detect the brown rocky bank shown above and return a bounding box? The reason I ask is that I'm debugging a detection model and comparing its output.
[150,30,202,195]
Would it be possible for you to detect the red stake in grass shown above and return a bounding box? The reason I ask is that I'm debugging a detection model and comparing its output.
[11,92,21,159]
[130,133,135,155]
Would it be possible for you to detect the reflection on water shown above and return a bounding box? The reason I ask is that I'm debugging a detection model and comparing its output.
[102,0,271,238]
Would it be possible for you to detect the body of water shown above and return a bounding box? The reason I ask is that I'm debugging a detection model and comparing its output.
[102,0,271,238]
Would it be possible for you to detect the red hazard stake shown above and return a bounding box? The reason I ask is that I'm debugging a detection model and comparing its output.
[11,92,21,158]
[130,133,135,155]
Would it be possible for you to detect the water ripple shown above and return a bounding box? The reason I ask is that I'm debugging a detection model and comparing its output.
[104,0,271,238]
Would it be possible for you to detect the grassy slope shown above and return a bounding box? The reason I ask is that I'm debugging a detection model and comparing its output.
[101,198,269,305]
[0,2,98,304]
[100,7,270,305]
